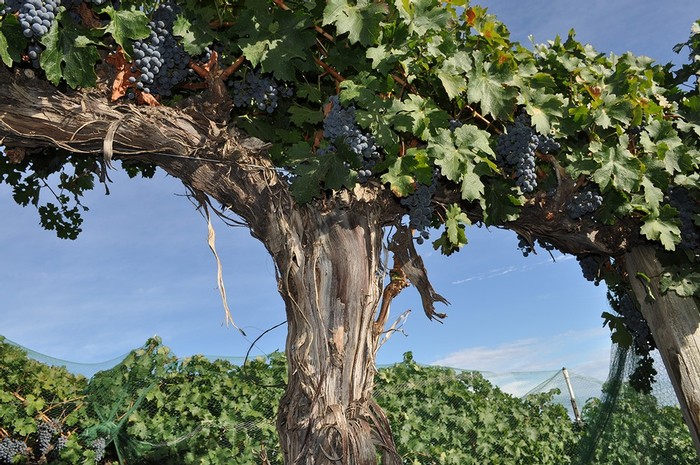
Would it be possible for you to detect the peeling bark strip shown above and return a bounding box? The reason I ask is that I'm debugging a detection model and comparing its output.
[626,246,700,454]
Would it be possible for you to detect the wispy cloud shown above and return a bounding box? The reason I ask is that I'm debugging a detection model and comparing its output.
[431,327,611,382]
[451,254,575,285]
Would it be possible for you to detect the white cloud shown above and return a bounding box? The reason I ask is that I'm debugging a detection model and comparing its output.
[431,327,611,384]
[451,254,575,285]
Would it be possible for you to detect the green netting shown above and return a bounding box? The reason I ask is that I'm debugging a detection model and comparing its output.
[0,335,696,465]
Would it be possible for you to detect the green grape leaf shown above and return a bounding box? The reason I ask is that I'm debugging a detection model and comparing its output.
[391,94,450,140]
[172,15,212,56]
[323,0,384,46]
[393,0,451,36]
[444,204,470,246]
[520,89,567,135]
[40,14,100,88]
[0,15,26,66]
[466,50,517,120]
[639,176,664,214]
[437,51,472,99]
[661,270,700,297]
[380,149,432,196]
[640,205,682,251]
[483,180,522,225]
[101,5,150,53]
[639,119,685,174]
[288,105,323,127]
[592,142,642,193]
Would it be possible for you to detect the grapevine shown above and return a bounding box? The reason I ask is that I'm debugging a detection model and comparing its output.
[0,438,27,463]
[90,437,106,462]
[18,0,58,39]
[229,70,293,114]
[129,2,189,96]
[400,171,438,244]
[495,114,539,193]
[566,189,604,220]
[667,187,700,252]
[321,96,382,182]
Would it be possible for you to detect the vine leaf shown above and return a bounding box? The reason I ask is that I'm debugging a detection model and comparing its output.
[40,12,100,88]
[661,270,700,297]
[101,5,150,54]
[0,16,26,66]
[381,149,432,197]
[592,142,642,193]
[322,0,384,46]
[640,205,682,251]
[466,50,517,120]
[394,0,451,36]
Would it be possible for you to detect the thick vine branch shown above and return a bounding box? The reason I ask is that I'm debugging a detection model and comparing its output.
[0,68,290,241]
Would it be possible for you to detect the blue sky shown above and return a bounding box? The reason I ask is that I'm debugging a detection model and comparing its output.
[1,1,697,391]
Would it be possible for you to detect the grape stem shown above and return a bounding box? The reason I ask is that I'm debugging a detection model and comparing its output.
[314,25,335,43]
[315,57,345,82]
[465,104,502,135]
[221,55,246,81]
[188,61,209,79]
[273,0,290,11]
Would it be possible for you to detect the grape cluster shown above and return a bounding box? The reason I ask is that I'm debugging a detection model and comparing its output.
[129,2,189,96]
[495,114,539,193]
[37,420,58,455]
[517,236,556,257]
[19,0,59,39]
[667,187,699,251]
[536,134,560,154]
[566,188,603,219]
[321,96,381,181]
[577,255,601,284]
[229,70,292,114]
[516,234,533,257]
[0,438,26,463]
[617,294,653,351]
[400,172,438,244]
[90,437,106,462]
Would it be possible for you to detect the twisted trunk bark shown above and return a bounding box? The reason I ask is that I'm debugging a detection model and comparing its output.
[626,246,700,458]
[269,205,401,465]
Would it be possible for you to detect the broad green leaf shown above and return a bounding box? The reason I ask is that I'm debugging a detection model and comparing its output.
[380,149,432,196]
[172,15,211,56]
[0,29,9,67]
[391,94,450,140]
[592,142,642,193]
[288,105,323,127]
[444,203,470,247]
[437,52,472,99]
[661,270,700,297]
[40,13,100,88]
[102,5,150,53]
[639,120,684,174]
[640,205,682,251]
[466,50,517,119]
[0,15,26,66]
[483,180,522,225]
[639,176,664,214]
[520,89,567,135]
[323,0,384,46]
[393,0,451,36]
[460,165,484,203]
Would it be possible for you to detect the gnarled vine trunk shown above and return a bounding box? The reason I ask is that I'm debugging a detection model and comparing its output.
[268,205,401,464]
[626,246,700,457]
